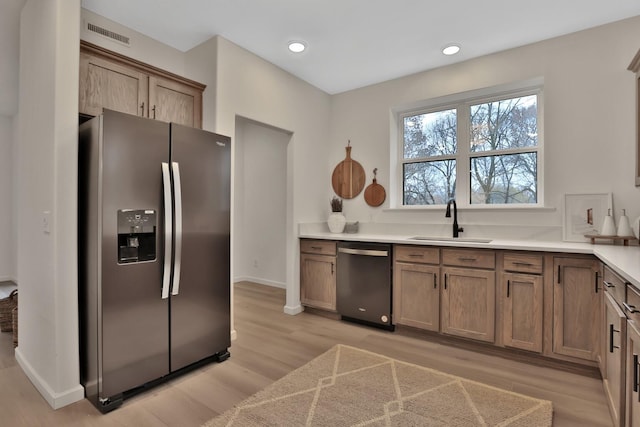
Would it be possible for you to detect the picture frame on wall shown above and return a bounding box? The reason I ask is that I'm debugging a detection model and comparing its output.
[562,193,613,242]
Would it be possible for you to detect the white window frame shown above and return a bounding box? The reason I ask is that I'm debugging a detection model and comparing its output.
[391,79,544,210]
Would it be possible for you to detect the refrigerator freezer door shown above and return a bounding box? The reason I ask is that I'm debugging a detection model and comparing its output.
[100,110,171,398]
[169,124,231,371]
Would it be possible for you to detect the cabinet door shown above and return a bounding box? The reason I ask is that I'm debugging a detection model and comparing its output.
[79,52,148,118]
[441,267,496,343]
[503,272,543,353]
[553,257,601,361]
[393,263,439,331]
[603,291,627,427]
[626,321,640,427]
[300,253,336,311]
[149,76,202,128]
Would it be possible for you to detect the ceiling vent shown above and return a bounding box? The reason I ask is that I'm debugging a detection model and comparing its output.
[87,22,130,46]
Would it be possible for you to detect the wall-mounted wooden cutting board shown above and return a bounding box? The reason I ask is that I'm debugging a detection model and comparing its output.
[331,141,365,199]
[364,168,386,207]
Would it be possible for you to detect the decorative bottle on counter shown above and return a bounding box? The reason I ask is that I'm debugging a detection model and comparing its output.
[617,209,634,237]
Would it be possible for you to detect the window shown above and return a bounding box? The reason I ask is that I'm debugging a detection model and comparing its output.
[399,88,542,207]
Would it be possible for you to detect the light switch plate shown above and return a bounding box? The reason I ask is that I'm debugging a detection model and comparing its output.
[43,211,51,234]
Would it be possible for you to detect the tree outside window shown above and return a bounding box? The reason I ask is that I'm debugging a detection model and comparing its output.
[400,91,540,206]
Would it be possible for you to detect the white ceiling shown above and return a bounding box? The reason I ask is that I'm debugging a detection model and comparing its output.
[80,0,640,94]
[2,1,640,115]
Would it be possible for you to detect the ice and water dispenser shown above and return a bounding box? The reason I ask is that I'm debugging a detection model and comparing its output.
[117,209,157,263]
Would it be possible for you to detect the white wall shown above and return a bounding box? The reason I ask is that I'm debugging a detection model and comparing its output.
[214,36,332,313]
[0,115,13,281]
[329,16,640,235]
[234,117,290,288]
[80,9,186,78]
[16,0,84,409]
[184,38,217,132]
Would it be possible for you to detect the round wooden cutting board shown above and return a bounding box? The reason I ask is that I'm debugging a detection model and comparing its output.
[364,168,386,207]
[331,142,365,199]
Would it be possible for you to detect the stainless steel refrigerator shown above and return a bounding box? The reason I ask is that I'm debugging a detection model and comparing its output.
[78,109,231,413]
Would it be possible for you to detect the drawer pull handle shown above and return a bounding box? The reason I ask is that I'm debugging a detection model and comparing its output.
[311,246,323,250]
[409,253,424,258]
[433,273,437,289]
[595,272,599,294]
[603,280,615,288]
[513,262,533,267]
[610,324,620,353]
[623,302,639,314]
[507,280,511,298]
[458,257,476,262]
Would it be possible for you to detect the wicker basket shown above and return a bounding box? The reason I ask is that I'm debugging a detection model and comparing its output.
[0,289,17,332]
[12,307,17,348]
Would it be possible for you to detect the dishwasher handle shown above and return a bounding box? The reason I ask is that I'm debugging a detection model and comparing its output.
[338,247,389,257]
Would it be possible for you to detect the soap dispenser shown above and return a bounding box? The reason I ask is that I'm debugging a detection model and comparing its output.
[617,209,634,237]
[601,208,616,236]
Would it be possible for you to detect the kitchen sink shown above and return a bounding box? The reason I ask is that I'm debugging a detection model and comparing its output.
[408,236,493,243]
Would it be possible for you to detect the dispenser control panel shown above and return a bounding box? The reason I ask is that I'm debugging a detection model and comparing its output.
[117,209,157,264]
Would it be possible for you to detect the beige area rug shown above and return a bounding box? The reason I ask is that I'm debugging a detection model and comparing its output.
[204,344,553,426]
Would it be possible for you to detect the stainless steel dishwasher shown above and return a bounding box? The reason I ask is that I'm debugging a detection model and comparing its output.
[336,241,393,330]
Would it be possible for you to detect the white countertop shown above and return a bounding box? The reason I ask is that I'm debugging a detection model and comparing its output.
[299,230,640,289]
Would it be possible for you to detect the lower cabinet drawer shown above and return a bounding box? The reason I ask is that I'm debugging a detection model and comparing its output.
[394,245,439,264]
[442,248,495,269]
[300,239,337,256]
[503,252,543,274]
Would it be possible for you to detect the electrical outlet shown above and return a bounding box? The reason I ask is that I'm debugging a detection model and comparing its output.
[253,259,258,268]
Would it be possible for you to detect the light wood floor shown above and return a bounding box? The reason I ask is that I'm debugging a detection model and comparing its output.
[0,281,612,426]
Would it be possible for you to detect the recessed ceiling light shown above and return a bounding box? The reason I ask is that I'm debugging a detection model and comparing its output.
[288,41,306,53]
[442,44,461,56]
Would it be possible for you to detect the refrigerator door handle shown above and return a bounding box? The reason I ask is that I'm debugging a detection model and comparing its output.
[161,162,172,299]
[171,162,183,295]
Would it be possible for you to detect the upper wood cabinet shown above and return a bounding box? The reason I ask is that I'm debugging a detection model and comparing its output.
[79,40,204,128]
[628,48,640,186]
[79,52,148,117]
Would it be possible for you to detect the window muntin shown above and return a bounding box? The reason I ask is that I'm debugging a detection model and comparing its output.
[399,90,541,207]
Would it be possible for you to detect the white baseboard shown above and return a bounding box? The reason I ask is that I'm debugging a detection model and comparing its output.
[283,304,303,315]
[234,276,286,289]
[15,347,85,409]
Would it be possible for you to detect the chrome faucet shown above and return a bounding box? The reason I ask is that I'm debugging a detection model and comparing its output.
[445,199,464,238]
